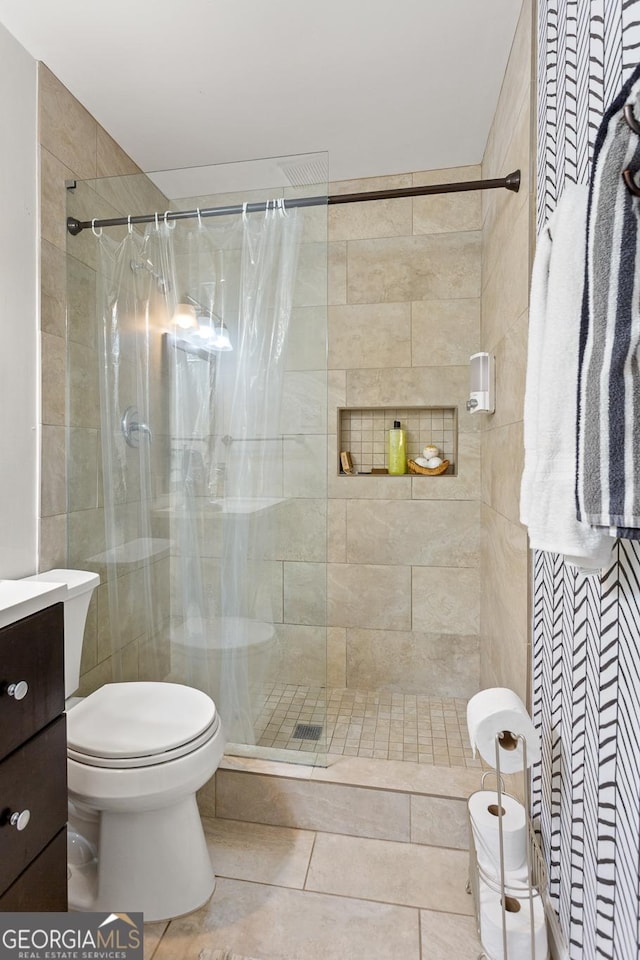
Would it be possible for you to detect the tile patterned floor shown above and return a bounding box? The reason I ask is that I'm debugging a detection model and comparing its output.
[254,683,482,768]
[145,816,483,960]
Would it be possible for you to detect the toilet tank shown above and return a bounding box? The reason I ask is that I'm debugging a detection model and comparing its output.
[22,569,100,698]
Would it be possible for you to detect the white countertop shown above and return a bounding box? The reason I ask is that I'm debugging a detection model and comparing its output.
[0,579,68,629]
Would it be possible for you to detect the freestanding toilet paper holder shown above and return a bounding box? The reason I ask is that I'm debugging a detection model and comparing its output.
[466,732,549,960]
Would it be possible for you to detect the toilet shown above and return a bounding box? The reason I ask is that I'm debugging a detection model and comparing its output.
[23,569,225,921]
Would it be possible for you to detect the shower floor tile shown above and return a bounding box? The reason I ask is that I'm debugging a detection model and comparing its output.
[255,684,482,768]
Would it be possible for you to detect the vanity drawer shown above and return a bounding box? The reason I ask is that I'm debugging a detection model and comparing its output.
[0,715,67,897]
[0,827,67,911]
[0,603,64,761]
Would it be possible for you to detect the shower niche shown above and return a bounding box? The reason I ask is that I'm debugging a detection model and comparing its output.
[337,406,457,476]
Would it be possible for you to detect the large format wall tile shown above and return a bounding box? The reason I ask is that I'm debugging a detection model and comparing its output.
[39,65,97,181]
[41,239,67,338]
[481,420,524,523]
[281,370,328,434]
[328,563,411,630]
[413,166,482,235]
[329,196,412,242]
[283,435,327,498]
[40,147,74,251]
[347,232,481,304]
[346,499,480,567]
[412,566,480,635]
[271,498,327,563]
[480,505,529,700]
[346,628,479,695]
[271,624,327,687]
[479,0,533,709]
[490,308,529,429]
[411,299,480,367]
[482,0,532,179]
[41,332,66,426]
[345,365,472,416]
[284,561,327,626]
[286,306,328,371]
[329,302,411,369]
[481,200,530,352]
[328,241,347,305]
[41,425,66,517]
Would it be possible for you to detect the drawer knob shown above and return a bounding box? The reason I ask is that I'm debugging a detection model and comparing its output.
[9,810,30,831]
[6,681,28,700]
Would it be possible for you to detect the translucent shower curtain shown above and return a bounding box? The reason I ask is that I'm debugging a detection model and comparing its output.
[95,201,304,744]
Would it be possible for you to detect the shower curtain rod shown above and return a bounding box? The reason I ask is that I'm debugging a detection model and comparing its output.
[66,169,521,235]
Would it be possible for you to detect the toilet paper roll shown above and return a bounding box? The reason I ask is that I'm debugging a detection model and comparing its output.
[467,688,541,772]
[479,877,548,960]
[469,790,527,872]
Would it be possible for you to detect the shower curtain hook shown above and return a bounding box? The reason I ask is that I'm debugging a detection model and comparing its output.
[163,210,176,230]
[127,215,133,234]
[242,202,248,224]
[197,207,203,227]
[154,212,159,231]
[91,219,103,238]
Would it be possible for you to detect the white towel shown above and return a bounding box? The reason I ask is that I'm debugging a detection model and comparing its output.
[520,183,616,571]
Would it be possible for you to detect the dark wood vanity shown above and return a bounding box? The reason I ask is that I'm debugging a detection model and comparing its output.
[0,603,67,910]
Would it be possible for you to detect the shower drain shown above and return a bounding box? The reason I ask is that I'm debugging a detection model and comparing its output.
[292,723,323,741]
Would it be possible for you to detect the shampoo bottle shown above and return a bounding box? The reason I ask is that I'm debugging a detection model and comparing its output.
[388,420,407,475]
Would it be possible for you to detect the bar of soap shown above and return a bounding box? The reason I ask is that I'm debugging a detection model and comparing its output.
[426,456,443,468]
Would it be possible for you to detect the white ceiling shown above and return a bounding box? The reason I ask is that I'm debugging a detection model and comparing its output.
[0,0,522,184]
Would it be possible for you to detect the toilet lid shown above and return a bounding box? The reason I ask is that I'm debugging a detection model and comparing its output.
[67,682,218,762]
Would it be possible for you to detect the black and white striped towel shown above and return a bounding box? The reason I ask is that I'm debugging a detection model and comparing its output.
[577,62,640,537]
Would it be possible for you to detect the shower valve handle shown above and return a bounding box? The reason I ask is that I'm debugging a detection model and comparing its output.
[121,407,153,447]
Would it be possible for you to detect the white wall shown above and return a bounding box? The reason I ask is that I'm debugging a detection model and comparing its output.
[0,22,38,577]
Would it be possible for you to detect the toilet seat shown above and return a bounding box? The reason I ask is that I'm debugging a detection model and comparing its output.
[67,681,219,769]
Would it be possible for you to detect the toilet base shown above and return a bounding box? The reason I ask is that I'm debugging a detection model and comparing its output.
[69,795,215,921]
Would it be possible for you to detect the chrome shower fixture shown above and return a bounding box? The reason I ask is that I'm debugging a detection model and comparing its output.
[121,406,153,447]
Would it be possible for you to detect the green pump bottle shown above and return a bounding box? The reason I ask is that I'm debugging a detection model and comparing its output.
[388,420,407,475]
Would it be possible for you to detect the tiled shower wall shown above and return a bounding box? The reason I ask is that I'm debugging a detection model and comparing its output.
[39,66,512,702]
[38,64,169,692]
[479,0,534,703]
[326,168,483,697]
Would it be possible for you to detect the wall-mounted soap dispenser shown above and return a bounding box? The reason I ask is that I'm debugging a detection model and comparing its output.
[466,352,495,414]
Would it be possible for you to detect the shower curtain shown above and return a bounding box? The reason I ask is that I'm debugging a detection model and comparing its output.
[95,201,303,744]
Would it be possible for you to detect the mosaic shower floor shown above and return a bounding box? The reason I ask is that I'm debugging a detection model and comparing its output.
[254,683,482,768]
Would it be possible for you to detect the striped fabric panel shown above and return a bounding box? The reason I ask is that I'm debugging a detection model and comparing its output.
[535,2,640,957]
[622,2,640,77]
[612,540,640,960]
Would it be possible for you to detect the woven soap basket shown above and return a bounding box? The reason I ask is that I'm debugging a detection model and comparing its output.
[407,458,450,476]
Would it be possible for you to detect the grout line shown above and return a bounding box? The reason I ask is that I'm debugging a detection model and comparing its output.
[143,921,169,960]
[227,873,476,918]
[302,831,319,890]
